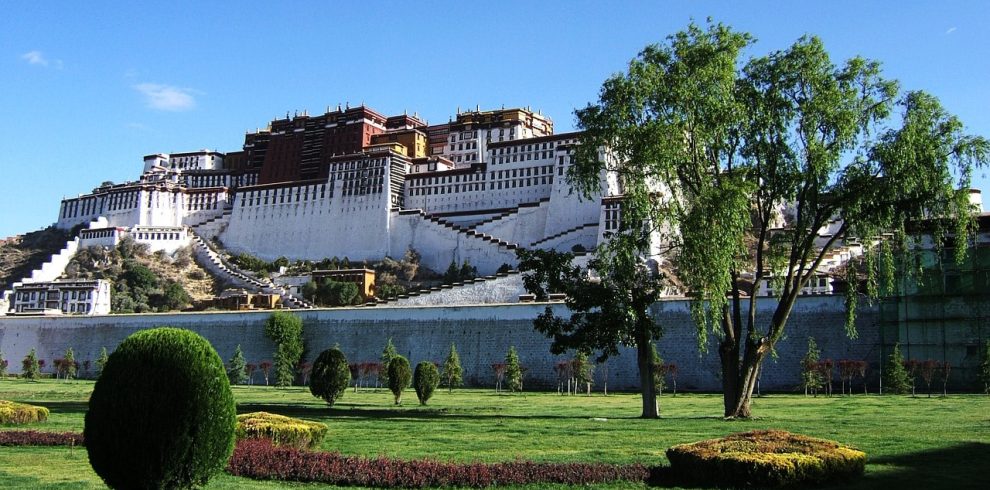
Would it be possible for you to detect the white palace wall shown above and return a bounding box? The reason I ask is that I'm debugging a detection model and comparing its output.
[0,297,881,391]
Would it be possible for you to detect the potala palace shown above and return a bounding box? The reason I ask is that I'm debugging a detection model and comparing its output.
[53,106,610,276]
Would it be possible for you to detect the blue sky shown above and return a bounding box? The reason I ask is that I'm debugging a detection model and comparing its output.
[2,1,988,238]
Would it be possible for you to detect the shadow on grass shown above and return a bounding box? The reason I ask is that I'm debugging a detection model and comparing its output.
[21,401,89,416]
[831,442,990,490]
[236,402,645,421]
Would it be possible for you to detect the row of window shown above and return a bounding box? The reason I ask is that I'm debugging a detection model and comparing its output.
[240,185,329,207]
[133,232,183,241]
[408,175,554,196]
[15,289,94,301]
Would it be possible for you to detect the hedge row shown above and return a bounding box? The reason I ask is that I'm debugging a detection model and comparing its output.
[0,400,49,425]
[236,412,328,449]
[0,430,84,446]
[666,430,866,487]
[227,439,649,488]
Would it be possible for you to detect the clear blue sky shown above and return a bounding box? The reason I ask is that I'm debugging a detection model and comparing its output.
[2,1,988,238]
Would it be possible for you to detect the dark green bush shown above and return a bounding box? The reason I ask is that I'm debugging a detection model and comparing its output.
[84,327,236,489]
[309,348,351,407]
[666,430,866,488]
[413,362,440,405]
[387,356,412,405]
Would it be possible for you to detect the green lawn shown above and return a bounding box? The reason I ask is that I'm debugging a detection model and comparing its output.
[1,379,988,489]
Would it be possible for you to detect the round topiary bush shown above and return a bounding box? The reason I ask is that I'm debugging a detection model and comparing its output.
[666,430,866,488]
[236,412,328,449]
[413,361,439,405]
[387,355,412,405]
[0,400,49,425]
[84,327,236,489]
[309,347,351,407]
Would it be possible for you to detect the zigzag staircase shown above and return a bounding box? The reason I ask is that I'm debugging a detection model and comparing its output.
[529,222,600,248]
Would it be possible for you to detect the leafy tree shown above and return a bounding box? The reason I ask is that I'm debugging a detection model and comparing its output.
[570,21,988,417]
[801,337,824,396]
[95,347,109,377]
[151,281,191,311]
[376,338,399,388]
[0,351,8,378]
[505,346,523,392]
[227,345,248,385]
[979,340,990,395]
[883,343,911,395]
[122,261,158,290]
[63,347,77,380]
[441,343,463,393]
[518,240,665,417]
[443,260,460,283]
[413,361,440,405]
[309,347,351,408]
[341,257,352,269]
[301,280,318,301]
[315,280,360,306]
[258,361,272,386]
[401,248,420,281]
[650,344,666,396]
[573,351,594,395]
[22,349,40,380]
[264,311,304,387]
[387,356,412,405]
[459,260,478,281]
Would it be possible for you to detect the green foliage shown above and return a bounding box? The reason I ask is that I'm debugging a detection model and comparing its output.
[413,361,440,405]
[95,347,108,377]
[376,282,406,299]
[0,351,6,378]
[235,412,327,449]
[505,346,523,392]
[650,345,665,394]
[571,20,989,418]
[379,338,398,386]
[666,430,866,487]
[84,327,236,489]
[387,355,411,405]
[21,349,39,380]
[516,249,576,300]
[443,260,460,283]
[309,347,351,407]
[227,345,248,385]
[62,347,76,380]
[264,311,304,387]
[801,337,824,395]
[883,344,912,395]
[441,343,463,392]
[148,281,192,311]
[314,279,361,306]
[979,340,990,395]
[459,260,478,281]
[0,400,49,424]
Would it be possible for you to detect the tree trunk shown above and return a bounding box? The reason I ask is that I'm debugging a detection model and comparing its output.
[719,337,741,418]
[726,338,769,418]
[636,336,659,418]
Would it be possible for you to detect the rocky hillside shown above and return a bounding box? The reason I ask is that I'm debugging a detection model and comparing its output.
[0,226,74,291]
[63,239,219,313]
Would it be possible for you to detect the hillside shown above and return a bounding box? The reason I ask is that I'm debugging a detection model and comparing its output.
[0,226,74,291]
[62,239,219,313]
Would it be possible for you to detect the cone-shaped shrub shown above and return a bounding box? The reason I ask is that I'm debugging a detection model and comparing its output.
[387,355,411,405]
[309,347,350,407]
[84,327,236,489]
[413,361,439,405]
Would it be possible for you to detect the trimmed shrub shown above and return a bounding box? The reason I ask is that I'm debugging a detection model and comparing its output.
[883,343,911,394]
[84,327,236,490]
[0,400,49,425]
[413,361,439,405]
[441,343,463,393]
[235,412,328,449]
[309,347,351,407]
[227,439,650,487]
[666,430,866,488]
[387,355,412,405]
[0,430,83,446]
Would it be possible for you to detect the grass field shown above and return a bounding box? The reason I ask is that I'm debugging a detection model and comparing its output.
[1,379,988,489]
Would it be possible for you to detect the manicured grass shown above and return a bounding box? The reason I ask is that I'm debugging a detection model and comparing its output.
[1,379,988,488]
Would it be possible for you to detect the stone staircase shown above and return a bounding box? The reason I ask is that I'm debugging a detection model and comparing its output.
[188,231,313,309]
[397,209,521,251]
[466,197,551,232]
[529,222,600,248]
[188,206,233,239]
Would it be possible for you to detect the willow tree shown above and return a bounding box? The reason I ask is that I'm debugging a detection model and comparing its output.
[570,22,987,418]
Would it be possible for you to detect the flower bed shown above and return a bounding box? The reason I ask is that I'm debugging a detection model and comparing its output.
[227,439,650,487]
[0,400,49,425]
[236,411,328,449]
[666,430,866,487]
[0,430,84,446]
